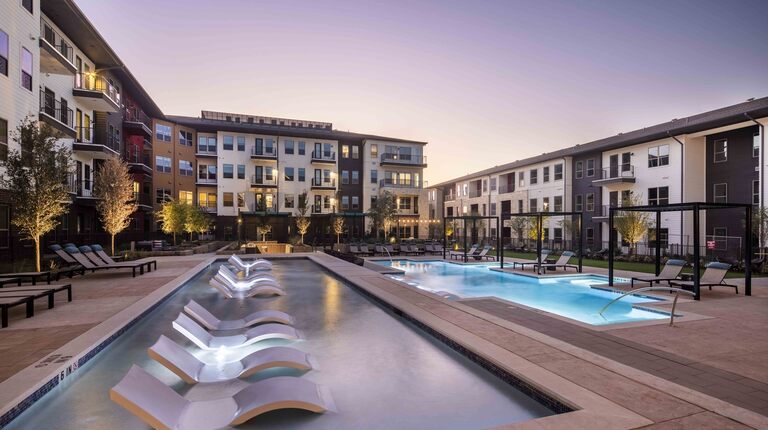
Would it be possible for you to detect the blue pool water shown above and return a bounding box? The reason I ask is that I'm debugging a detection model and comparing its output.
[384,260,669,325]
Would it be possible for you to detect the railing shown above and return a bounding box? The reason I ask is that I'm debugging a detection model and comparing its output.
[379,179,420,188]
[196,177,217,184]
[64,173,77,194]
[77,179,93,198]
[39,90,74,129]
[397,208,419,215]
[312,204,333,214]
[124,105,151,128]
[600,165,635,180]
[380,153,426,165]
[311,178,336,187]
[444,194,456,202]
[74,73,121,105]
[196,146,217,156]
[74,126,93,143]
[469,189,482,198]
[250,175,277,187]
[125,149,151,167]
[40,20,74,65]
[251,146,277,157]
[311,150,335,162]
[498,183,515,194]
[198,205,216,213]
[132,192,152,206]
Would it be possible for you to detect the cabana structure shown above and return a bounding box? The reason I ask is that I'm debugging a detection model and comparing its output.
[442,215,501,263]
[500,211,584,274]
[608,202,752,300]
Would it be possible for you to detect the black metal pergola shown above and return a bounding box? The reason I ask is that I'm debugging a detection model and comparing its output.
[501,211,584,274]
[442,215,501,263]
[608,202,753,300]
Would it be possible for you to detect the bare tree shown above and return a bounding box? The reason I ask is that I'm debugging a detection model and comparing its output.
[93,157,136,255]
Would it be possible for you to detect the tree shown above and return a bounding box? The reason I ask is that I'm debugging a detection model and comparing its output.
[368,191,398,240]
[332,216,345,244]
[256,223,272,241]
[185,205,212,241]
[509,217,529,242]
[0,119,71,271]
[295,192,311,244]
[93,157,136,255]
[614,193,651,254]
[526,216,549,241]
[157,199,188,245]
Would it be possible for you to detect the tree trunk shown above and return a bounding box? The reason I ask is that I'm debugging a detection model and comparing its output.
[111,234,116,256]
[336,233,340,244]
[34,237,41,272]
[173,232,177,245]
[301,233,305,245]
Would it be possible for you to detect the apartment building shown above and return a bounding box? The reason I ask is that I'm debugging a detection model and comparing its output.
[431,97,768,252]
[151,118,196,215]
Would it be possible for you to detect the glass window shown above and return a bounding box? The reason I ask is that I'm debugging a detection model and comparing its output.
[222,164,233,179]
[0,117,7,161]
[341,145,349,158]
[297,167,305,182]
[530,169,538,185]
[519,172,525,187]
[543,166,550,183]
[753,180,760,205]
[237,136,245,151]
[586,228,594,246]
[490,177,497,191]
[586,159,595,177]
[22,0,33,13]
[575,161,583,179]
[0,30,8,77]
[554,163,563,180]
[285,167,294,181]
[648,144,670,167]
[285,140,294,154]
[178,160,193,176]
[341,170,349,184]
[341,195,349,210]
[222,135,233,150]
[714,139,727,163]
[713,183,727,204]
[198,136,216,153]
[352,146,359,159]
[575,194,583,212]
[554,196,563,212]
[178,191,193,205]
[223,192,234,207]
[298,141,305,155]
[529,198,537,213]
[352,170,359,184]
[754,133,760,158]
[371,169,378,184]
[155,188,172,204]
[155,124,172,142]
[371,144,378,158]
[284,194,295,209]
[542,197,549,211]
[21,47,32,90]
[237,164,245,179]
[352,196,359,209]
[648,186,670,205]
[586,193,594,212]
[155,156,171,173]
[237,192,246,207]
[179,130,192,146]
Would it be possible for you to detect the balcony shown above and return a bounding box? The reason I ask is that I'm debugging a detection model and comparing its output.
[196,146,217,158]
[73,132,120,158]
[311,204,334,214]
[64,173,77,195]
[74,125,94,144]
[132,192,152,209]
[39,90,75,137]
[593,165,636,185]
[311,150,336,164]
[39,20,76,75]
[311,178,336,190]
[125,149,152,175]
[380,153,427,167]
[198,205,217,214]
[498,183,515,194]
[196,177,217,186]
[123,106,152,138]
[73,73,121,113]
[250,175,278,188]
[251,146,277,160]
[396,208,419,217]
[469,188,483,198]
[379,179,421,189]
[76,179,95,199]
[444,194,456,202]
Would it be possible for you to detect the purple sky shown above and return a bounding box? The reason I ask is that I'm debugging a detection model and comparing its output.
[75,0,768,184]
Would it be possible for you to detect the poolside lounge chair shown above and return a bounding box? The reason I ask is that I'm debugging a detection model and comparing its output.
[424,244,435,254]
[0,296,33,328]
[65,246,149,277]
[79,245,155,275]
[49,244,86,275]
[511,250,551,271]
[229,254,272,276]
[359,244,374,256]
[348,244,362,256]
[536,251,579,272]
[0,277,22,287]
[449,245,477,260]
[111,365,335,429]
[172,313,301,350]
[630,259,686,288]
[374,245,387,255]
[91,244,157,271]
[209,277,285,299]
[385,244,399,255]
[184,299,294,330]
[669,262,739,293]
[218,265,277,284]
[149,335,315,383]
[0,284,72,303]
[472,245,495,261]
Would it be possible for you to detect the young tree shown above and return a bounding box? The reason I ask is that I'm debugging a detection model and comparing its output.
[509,217,529,243]
[256,223,272,241]
[295,192,311,244]
[185,205,211,241]
[368,191,398,240]
[0,119,71,271]
[332,216,345,244]
[157,200,188,245]
[93,157,136,255]
[614,193,651,255]
[526,216,548,241]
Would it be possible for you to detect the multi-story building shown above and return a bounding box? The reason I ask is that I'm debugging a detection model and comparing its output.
[431,97,768,254]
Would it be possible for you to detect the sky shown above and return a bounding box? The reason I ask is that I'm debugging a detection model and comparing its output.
[75,0,768,185]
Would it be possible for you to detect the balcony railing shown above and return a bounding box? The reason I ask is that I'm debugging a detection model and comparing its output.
[132,192,152,207]
[250,175,277,187]
[596,165,635,183]
[379,179,420,188]
[444,194,456,202]
[251,146,277,158]
[196,146,217,156]
[124,105,151,129]
[125,149,152,168]
[40,20,74,65]
[311,178,336,188]
[397,208,419,216]
[39,90,74,129]
[74,73,121,105]
[380,153,427,166]
[469,189,482,198]
[77,179,94,198]
[198,205,217,213]
[311,150,336,162]
[498,183,515,194]
[74,126,93,143]
[312,204,333,214]
[196,177,217,184]
[64,173,77,194]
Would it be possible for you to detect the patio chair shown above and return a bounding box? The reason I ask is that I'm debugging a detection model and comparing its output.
[148,335,315,383]
[472,245,496,261]
[385,244,399,255]
[359,244,374,256]
[374,245,387,255]
[110,365,335,429]
[0,284,72,324]
[0,296,34,328]
[630,259,686,288]
[229,254,272,276]
[172,312,301,350]
[349,244,362,255]
[209,277,285,299]
[432,243,445,255]
[184,299,294,330]
[511,249,551,270]
[669,262,739,293]
[536,251,578,272]
[0,283,72,303]
[449,244,477,260]
[91,244,157,271]
[49,244,86,273]
[425,244,435,254]
[66,246,149,277]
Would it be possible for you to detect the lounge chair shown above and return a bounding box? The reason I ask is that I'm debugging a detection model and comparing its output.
[0,277,22,287]
[0,271,54,285]
[49,244,86,276]
[149,335,315,383]
[64,246,148,277]
[0,296,34,328]
[472,246,495,261]
[536,251,578,272]
[424,244,435,254]
[172,313,301,350]
[91,244,158,271]
[385,244,399,255]
[511,250,551,270]
[0,284,72,303]
[209,277,285,299]
[218,265,277,284]
[111,365,335,429]
[348,244,362,256]
[80,245,154,274]
[630,259,686,288]
[449,245,477,260]
[184,299,294,330]
[669,262,739,293]
[359,244,374,256]
[229,254,272,276]
[0,285,72,320]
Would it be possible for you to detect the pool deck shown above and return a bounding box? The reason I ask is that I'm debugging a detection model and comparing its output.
[0,252,767,429]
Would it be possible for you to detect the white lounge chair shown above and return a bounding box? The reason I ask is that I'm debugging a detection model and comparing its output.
[228,254,272,276]
[630,259,686,288]
[148,335,315,383]
[214,266,280,289]
[173,313,301,350]
[209,277,284,299]
[184,299,294,330]
[219,264,277,283]
[110,365,335,429]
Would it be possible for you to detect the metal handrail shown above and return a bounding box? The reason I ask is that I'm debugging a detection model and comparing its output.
[600,164,635,179]
[598,286,695,326]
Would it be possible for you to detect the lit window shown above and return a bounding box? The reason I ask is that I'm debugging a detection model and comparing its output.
[178,191,193,205]
[371,144,378,157]
[223,192,234,207]
[342,145,349,158]
[754,133,760,158]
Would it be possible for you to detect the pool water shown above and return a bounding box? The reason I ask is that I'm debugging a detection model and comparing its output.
[384,260,669,325]
[7,259,553,430]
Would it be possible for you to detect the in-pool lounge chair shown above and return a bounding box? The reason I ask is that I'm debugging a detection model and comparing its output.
[536,251,579,272]
[630,259,686,288]
[449,245,477,260]
[110,365,335,429]
[149,335,315,383]
[91,244,157,271]
[184,299,294,330]
[511,250,551,270]
[209,277,285,299]
[65,246,148,277]
[229,254,272,276]
[173,313,301,350]
[669,262,739,293]
[218,265,277,284]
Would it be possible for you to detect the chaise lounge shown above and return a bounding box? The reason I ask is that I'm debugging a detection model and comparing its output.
[91,244,157,271]
[536,251,579,272]
[218,265,277,284]
[64,246,149,277]
[173,312,301,350]
[669,262,739,294]
[229,254,272,276]
[209,277,285,299]
[184,299,294,330]
[511,249,551,271]
[630,259,686,288]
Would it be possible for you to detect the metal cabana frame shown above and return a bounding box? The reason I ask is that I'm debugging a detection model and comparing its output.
[608,202,753,300]
[442,215,501,263]
[501,211,584,274]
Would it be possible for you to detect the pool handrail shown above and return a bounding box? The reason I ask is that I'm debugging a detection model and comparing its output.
[598,286,694,326]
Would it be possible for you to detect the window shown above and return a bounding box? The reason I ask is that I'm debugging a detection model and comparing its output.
[352,196,359,209]
[352,170,359,184]
[575,194,583,212]
[237,136,245,151]
[198,136,216,153]
[542,197,549,211]
[554,228,563,242]
[198,192,216,208]
[178,160,193,176]
[179,130,193,146]
[352,146,359,159]
[754,180,760,205]
[554,163,563,180]
[482,179,488,192]
[298,168,305,182]
[519,172,525,187]
[713,183,727,204]
[371,144,378,157]
[285,167,294,181]
[155,124,172,142]
[235,164,244,179]
[223,192,234,207]
[341,196,349,210]
[714,139,727,163]
[649,228,669,248]
[341,145,349,158]
[155,156,171,173]
[155,188,171,204]
[198,164,216,181]
[20,47,32,90]
[586,159,595,177]
[518,200,523,213]
[285,140,294,154]
[543,166,550,183]
[324,195,331,209]
[754,133,760,158]
[530,169,538,185]
[371,169,378,184]
[586,228,594,246]
[178,191,193,205]
[237,192,246,208]
[22,0,33,13]
[222,164,233,179]
[586,193,594,212]
[529,198,537,213]
[490,177,497,191]
[648,144,670,167]
[284,194,295,209]
[0,30,8,76]
[298,141,305,155]
[554,196,563,212]
[648,186,670,205]
[399,197,412,210]
[0,118,7,161]
[222,135,233,150]
[341,170,349,184]
[575,161,583,179]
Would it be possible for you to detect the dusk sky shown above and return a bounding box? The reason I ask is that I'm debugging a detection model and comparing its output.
[75,0,768,185]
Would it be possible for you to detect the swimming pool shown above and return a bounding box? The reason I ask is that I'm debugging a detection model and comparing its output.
[6,259,553,429]
[383,260,670,326]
